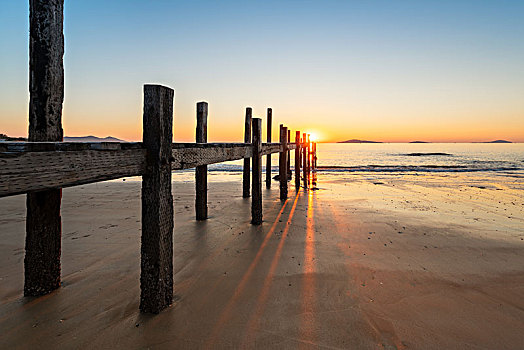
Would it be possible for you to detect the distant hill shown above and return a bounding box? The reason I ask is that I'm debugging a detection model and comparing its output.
[410,141,430,143]
[64,136,125,142]
[484,140,512,143]
[1,134,125,143]
[0,133,26,141]
[338,139,382,143]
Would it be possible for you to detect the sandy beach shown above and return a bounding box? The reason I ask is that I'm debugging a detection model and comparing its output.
[1,172,523,349]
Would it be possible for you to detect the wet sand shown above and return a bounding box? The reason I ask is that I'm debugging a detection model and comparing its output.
[1,172,523,349]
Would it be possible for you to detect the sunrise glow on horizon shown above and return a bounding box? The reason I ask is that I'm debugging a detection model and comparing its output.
[1,1,523,143]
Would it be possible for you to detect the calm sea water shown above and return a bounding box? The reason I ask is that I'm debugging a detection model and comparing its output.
[209,143,524,176]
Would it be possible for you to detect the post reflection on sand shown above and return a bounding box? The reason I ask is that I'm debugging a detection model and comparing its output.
[299,188,317,347]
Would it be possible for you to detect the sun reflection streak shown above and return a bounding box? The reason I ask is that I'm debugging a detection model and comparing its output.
[241,191,301,346]
[299,189,317,347]
[203,199,291,349]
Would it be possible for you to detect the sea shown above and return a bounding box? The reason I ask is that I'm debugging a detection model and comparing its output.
[207,143,524,177]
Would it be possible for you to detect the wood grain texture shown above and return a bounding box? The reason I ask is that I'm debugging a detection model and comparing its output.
[0,149,146,197]
[195,102,208,221]
[266,108,272,188]
[251,118,263,225]
[279,125,288,201]
[0,143,293,198]
[243,108,252,198]
[25,0,64,297]
[140,85,174,314]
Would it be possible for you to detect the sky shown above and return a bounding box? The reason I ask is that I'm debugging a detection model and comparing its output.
[1,0,523,142]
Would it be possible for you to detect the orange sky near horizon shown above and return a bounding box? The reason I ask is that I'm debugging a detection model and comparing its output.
[2,101,524,143]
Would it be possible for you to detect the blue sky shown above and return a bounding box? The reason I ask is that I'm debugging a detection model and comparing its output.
[1,0,523,141]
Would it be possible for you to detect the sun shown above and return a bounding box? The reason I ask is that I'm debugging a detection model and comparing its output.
[308,132,319,142]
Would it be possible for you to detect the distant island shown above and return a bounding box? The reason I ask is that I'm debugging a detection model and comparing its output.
[63,136,124,142]
[409,141,430,143]
[483,140,512,143]
[338,139,382,143]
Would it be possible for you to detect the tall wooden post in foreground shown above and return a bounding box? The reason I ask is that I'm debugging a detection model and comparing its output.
[302,132,307,189]
[266,108,272,188]
[140,85,174,313]
[195,102,208,220]
[279,125,288,200]
[242,108,252,198]
[251,118,263,224]
[295,131,301,189]
[25,0,65,296]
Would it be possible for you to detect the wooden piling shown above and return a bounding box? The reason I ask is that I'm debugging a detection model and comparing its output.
[313,142,317,170]
[302,132,307,189]
[265,108,272,188]
[287,129,291,178]
[279,125,288,200]
[140,85,174,314]
[242,108,252,198]
[24,0,65,296]
[195,102,208,220]
[251,118,263,225]
[307,134,311,177]
[295,131,301,189]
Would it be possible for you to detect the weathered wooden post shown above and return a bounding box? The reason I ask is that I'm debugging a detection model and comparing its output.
[287,129,292,178]
[195,102,208,220]
[307,134,311,177]
[302,132,307,189]
[251,118,263,225]
[25,0,65,296]
[279,125,288,200]
[265,108,272,188]
[242,108,252,198]
[313,142,317,170]
[295,131,301,190]
[140,85,174,314]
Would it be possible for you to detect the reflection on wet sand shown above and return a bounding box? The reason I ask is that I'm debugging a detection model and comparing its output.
[299,189,317,348]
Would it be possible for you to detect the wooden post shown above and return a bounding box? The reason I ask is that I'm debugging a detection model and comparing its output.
[195,102,208,221]
[307,134,311,177]
[25,0,65,296]
[265,108,272,188]
[287,129,291,178]
[140,85,174,314]
[279,125,288,200]
[302,132,307,189]
[251,118,263,225]
[242,107,252,198]
[313,142,317,170]
[295,131,301,190]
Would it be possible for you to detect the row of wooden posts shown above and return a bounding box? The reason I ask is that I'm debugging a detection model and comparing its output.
[142,90,320,312]
[3,0,320,314]
[196,101,319,228]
